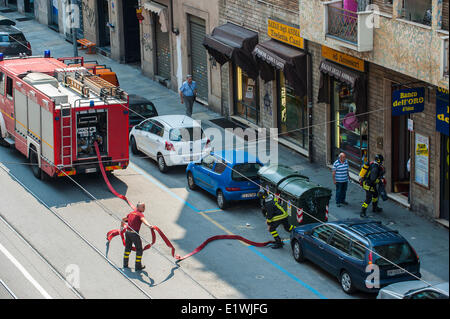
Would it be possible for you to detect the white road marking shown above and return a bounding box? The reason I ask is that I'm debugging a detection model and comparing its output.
[0,242,52,299]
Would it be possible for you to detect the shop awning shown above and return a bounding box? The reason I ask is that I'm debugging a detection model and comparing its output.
[202,23,259,79]
[143,1,168,32]
[318,60,367,119]
[252,39,307,97]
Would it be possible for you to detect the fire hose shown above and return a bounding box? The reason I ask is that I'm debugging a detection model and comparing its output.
[95,143,274,262]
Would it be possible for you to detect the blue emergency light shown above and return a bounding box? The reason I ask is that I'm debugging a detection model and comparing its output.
[0,53,4,61]
[90,100,95,107]
[44,50,51,58]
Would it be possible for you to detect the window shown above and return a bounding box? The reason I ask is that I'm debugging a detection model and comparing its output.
[214,162,227,174]
[150,120,164,137]
[6,77,13,99]
[373,243,416,266]
[231,163,261,181]
[140,120,153,132]
[401,0,432,26]
[312,225,334,243]
[409,290,448,299]
[0,72,4,95]
[329,231,351,254]
[169,127,205,141]
[0,35,9,42]
[201,155,216,170]
[350,240,367,260]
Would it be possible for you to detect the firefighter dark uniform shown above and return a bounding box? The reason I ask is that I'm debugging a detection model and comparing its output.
[258,190,294,249]
[360,154,385,217]
[123,210,145,270]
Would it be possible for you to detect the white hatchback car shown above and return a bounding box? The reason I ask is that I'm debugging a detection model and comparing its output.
[129,115,211,172]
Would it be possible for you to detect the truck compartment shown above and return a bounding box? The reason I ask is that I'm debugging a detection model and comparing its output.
[76,110,108,158]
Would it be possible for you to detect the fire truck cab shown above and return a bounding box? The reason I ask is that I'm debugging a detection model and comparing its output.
[0,54,129,179]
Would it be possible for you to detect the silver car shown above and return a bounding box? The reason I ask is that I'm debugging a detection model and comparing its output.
[377,281,449,299]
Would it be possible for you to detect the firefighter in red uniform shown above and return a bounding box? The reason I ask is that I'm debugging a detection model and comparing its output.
[121,202,153,270]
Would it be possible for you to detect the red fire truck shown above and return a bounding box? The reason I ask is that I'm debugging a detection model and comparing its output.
[0,54,129,179]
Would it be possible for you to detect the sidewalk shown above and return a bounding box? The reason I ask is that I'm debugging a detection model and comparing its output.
[5,8,449,283]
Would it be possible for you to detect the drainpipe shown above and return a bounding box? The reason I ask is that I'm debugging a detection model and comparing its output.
[169,0,179,35]
[304,39,313,163]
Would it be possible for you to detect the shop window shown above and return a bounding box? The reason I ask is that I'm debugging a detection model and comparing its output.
[332,80,368,170]
[401,0,432,26]
[234,66,259,125]
[278,71,308,150]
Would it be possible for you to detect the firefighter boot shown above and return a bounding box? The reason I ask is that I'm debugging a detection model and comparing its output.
[360,207,367,218]
[123,251,131,269]
[135,255,146,271]
[271,237,284,249]
[372,200,383,213]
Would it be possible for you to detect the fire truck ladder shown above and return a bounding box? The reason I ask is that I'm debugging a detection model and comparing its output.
[60,103,73,168]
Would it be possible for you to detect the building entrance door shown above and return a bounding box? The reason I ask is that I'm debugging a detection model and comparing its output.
[440,134,449,221]
[122,0,141,63]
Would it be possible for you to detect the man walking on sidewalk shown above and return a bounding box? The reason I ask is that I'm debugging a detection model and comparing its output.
[332,152,349,207]
[179,75,197,117]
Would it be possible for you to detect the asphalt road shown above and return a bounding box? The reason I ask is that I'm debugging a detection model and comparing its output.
[0,141,371,299]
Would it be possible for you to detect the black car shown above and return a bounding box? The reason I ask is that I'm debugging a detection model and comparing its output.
[128,94,158,130]
[0,24,32,57]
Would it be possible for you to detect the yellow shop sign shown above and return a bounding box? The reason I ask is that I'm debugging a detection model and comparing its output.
[267,18,304,49]
[322,46,365,72]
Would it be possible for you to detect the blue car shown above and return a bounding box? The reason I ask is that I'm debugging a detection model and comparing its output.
[290,219,421,294]
[186,150,262,209]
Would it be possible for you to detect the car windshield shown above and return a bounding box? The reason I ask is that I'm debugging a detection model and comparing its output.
[130,104,156,119]
[169,127,204,142]
[373,242,416,266]
[231,163,261,181]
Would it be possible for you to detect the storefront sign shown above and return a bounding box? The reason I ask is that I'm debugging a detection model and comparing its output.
[436,87,449,136]
[321,46,364,72]
[414,133,429,188]
[392,87,425,116]
[267,18,304,49]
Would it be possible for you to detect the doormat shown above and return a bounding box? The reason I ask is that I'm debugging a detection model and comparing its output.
[15,17,33,22]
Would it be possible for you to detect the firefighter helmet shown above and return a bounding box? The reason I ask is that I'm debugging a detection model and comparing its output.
[375,154,384,164]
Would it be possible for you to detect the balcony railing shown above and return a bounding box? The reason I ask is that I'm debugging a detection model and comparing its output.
[324,0,374,52]
[327,6,358,44]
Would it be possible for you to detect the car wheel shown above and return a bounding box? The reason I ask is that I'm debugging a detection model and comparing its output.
[187,172,197,190]
[340,270,356,294]
[217,190,227,209]
[157,154,168,173]
[130,136,139,155]
[292,239,305,263]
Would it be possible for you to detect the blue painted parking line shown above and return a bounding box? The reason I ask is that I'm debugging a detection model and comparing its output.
[248,246,327,299]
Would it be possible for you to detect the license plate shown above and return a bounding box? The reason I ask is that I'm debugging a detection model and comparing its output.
[242,193,256,198]
[387,269,406,276]
[86,168,97,173]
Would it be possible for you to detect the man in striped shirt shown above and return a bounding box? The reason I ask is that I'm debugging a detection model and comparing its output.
[332,152,350,207]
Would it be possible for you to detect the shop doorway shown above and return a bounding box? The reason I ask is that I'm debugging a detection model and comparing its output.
[24,0,34,17]
[277,71,308,149]
[391,113,411,199]
[188,15,208,103]
[122,0,141,64]
[440,134,449,221]
[48,0,59,31]
[97,0,110,50]
[154,12,171,81]
[233,65,259,125]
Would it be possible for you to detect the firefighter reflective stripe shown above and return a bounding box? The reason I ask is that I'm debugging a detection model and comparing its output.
[136,255,142,262]
[362,202,369,208]
[266,202,288,222]
[270,230,279,238]
[372,197,378,203]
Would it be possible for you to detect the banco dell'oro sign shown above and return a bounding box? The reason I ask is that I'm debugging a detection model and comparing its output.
[392,87,425,116]
[267,18,304,49]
